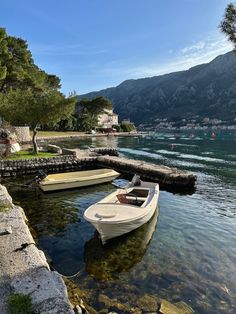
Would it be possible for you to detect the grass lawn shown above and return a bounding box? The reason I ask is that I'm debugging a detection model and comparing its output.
[4,150,56,160]
[32,131,85,137]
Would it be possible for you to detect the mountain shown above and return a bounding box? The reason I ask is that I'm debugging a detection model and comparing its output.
[81,51,236,124]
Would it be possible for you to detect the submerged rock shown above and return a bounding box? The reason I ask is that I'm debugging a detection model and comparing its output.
[136,294,159,312]
[98,294,140,313]
[174,301,194,313]
[159,299,194,314]
[64,278,97,314]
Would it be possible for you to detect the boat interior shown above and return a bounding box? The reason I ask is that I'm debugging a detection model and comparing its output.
[99,188,150,207]
[117,188,149,206]
[42,169,116,182]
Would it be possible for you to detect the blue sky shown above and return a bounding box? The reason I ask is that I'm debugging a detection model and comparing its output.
[0,0,233,95]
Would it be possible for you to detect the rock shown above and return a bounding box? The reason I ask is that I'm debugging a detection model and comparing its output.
[136,294,159,312]
[47,144,62,154]
[174,301,194,314]
[0,185,13,209]
[98,294,134,313]
[159,299,194,314]
[74,305,83,314]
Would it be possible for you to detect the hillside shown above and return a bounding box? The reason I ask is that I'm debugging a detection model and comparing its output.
[81,51,236,124]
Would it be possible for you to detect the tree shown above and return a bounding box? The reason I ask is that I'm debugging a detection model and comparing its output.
[0,27,60,93]
[74,96,112,131]
[74,113,98,131]
[0,28,76,154]
[120,121,136,132]
[0,89,76,153]
[220,3,236,51]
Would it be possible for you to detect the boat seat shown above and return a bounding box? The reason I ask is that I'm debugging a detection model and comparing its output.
[116,193,144,206]
[116,193,129,204]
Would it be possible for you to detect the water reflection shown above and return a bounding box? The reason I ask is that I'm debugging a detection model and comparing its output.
[84,208,159,281]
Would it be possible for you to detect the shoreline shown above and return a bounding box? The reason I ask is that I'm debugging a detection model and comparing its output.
[23,131,145,144]
[0,184,74,313]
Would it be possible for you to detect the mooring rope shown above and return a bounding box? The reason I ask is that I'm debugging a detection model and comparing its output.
[0,177,37,189]
[49,264,82,279]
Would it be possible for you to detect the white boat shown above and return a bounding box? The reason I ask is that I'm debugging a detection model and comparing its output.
[38,168,120,192]
[84,207,159,280]
[84,180,159,244]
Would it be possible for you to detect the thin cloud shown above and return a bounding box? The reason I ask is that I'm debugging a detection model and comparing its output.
[29,43,108,56]
[181,41,206,54]
[100,36,233,79]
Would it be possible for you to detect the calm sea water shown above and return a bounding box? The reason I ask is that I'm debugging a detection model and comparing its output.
[4,131,236,313]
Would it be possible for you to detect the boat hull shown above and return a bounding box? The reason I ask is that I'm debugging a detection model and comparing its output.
[92,201,159,244]
[84,183,159,244]
[39,169,119,192]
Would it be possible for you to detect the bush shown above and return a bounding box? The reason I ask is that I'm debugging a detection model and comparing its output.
[120,122,136,132]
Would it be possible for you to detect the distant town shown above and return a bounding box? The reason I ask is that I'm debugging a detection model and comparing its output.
[139,117,236,131]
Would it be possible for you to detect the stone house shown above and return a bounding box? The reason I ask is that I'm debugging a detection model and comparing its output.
[98,109,118,128]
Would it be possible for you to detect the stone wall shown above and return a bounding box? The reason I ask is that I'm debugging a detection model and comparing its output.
[0,184,74,313]
[14,126,31,142]
[0,155,96,177]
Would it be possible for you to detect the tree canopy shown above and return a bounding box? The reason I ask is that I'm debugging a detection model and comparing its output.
[0,89,76,152]
[0,27,60,93]
[220,3,236,51]
[74,96,113,131]
[76,96,112,116]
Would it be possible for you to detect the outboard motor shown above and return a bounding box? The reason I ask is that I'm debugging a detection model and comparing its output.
[131,174,141,186]
[26,170,47,186]
[35,170,47,183]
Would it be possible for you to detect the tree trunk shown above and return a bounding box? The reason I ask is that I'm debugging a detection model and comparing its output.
[32,127,38,154]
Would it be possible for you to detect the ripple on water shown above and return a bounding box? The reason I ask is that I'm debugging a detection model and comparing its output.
[178,153,236,165]
[119,148,164,160]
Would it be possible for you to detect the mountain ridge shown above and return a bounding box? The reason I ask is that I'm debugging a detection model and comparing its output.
[81,51,236,124]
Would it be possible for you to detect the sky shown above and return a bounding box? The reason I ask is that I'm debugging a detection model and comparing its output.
[0,0,234,95]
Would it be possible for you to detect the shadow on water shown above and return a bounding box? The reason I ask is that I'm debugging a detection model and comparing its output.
[84,208,159,281]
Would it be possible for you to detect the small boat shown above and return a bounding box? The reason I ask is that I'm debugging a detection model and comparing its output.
[38,168,120,192]
[84,207,159,280]
[84,180,159,244]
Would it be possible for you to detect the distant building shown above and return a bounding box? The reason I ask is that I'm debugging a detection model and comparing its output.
[98,109,118,128]
[121,118,131,123]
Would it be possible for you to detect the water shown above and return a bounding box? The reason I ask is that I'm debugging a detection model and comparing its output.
[4,131,236,313]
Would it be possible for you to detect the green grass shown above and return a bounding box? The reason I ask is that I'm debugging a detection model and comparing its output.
[32,131,85,137]
[4,150,56,160]
[8,293,33,314]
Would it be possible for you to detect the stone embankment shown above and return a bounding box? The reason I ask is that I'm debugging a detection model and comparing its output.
[0,147,196,190]
[0,155,96,177]
[0,184,74,314]
[97,155,197,190]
